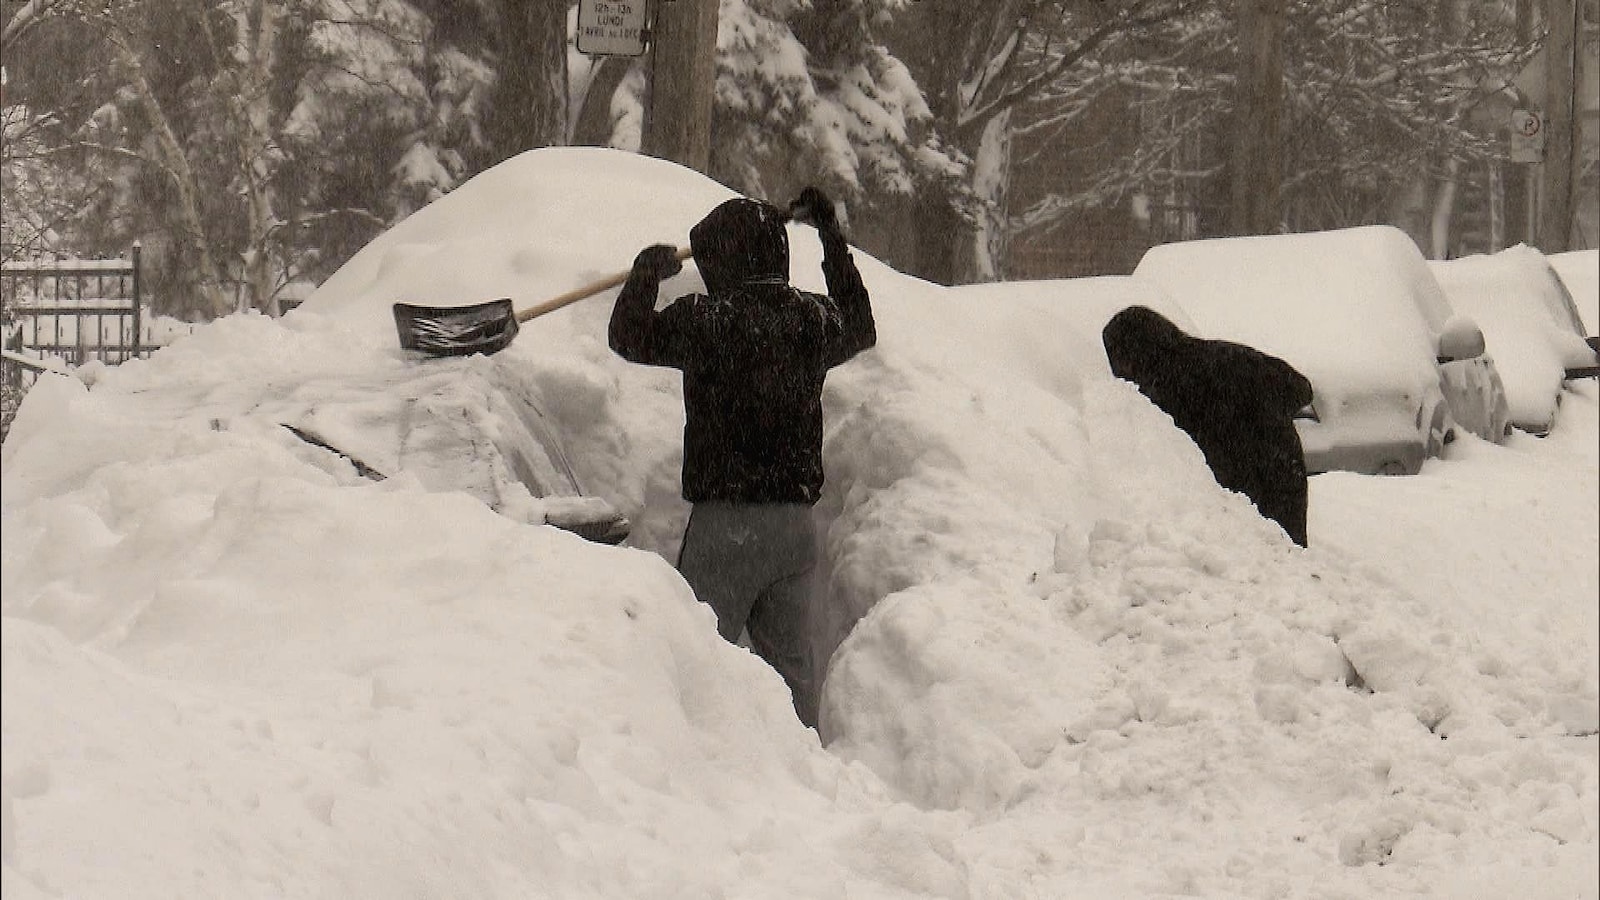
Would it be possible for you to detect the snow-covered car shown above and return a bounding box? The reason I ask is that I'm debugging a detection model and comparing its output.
[1547,248,1599,334]
[1430,245,1600,435]
[1133,225,1509,476]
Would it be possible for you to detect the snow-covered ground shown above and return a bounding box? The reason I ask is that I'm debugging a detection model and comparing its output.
[4,149,1596,899]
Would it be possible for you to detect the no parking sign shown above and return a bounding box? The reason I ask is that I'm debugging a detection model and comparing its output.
[1510,109,1545,163]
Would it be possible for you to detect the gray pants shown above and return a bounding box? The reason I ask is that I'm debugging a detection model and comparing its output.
[677,501,818,727]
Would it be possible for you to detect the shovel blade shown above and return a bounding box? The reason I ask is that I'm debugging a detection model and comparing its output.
[394,299,519,357]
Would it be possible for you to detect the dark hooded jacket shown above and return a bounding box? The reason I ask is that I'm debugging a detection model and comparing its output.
[1102,306,1313,546]
[610,198,875,504]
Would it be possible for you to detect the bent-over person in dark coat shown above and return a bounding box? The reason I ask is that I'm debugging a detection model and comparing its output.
[1101,305,1313,547]
[609,187,875,726]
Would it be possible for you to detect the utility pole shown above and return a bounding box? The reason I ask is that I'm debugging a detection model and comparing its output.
[642,0,718,172]
[1504,0,1535,247]
[1229,0,1285,236]
[1538,0,1580,252]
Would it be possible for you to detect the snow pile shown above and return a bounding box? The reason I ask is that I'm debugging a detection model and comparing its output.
[1312,384,1599,693]
[143,312,204,348]
[943,274,1198,380]
[4,149,1597,898]
[825,377,1598,895]
[3,350,968,900]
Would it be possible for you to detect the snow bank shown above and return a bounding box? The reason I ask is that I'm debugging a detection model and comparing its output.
[3,353,968,900]
[944,274,1196,380]
[303,147,740,340]
[825,376,1598,895]
[5,148,1597,898]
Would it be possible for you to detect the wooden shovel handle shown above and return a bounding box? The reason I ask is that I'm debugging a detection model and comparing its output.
[515,245,694,324]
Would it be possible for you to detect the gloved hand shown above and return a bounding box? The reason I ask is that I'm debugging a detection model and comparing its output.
[787,186,838,232]
[632,243,683,279]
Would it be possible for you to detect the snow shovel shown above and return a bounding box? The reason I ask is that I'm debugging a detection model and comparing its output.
[393,245,694,358]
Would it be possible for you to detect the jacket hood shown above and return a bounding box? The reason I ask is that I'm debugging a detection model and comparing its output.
[1102,305,1188,382]
[689,198,790,293]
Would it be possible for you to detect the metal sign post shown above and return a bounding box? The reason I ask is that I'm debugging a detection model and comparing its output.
[577,0,650,57]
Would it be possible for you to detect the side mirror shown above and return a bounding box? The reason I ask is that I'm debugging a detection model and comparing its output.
[1564,336,1600,380]
[1436,315,1486,363]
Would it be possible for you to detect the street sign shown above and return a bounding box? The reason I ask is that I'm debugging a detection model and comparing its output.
[1510,109,1545,164]
[577,0,649,57]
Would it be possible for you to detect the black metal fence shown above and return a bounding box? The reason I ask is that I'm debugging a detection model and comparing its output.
[1,245,145,439]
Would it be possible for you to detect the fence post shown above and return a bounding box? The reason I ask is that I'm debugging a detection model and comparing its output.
[131,242,143,359]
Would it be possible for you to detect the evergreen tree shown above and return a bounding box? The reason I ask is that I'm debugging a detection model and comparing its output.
[1,0,506,318]
[705,0,958,225]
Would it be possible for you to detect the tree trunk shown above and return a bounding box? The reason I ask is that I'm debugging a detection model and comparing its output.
[210,0,284,315]
[1431,158,1460,259]
[1488,162,1504,252]
[571,57,635,146]
[969,109,1013,281]
[912,193,964,285]
[1229,0,1284,236]
[898,2,1029,285]
[642,0,717,171]
[1538,0,1579,252]
[484,0,570,166]
[109,32,230,318]
[1388,178,1432,250]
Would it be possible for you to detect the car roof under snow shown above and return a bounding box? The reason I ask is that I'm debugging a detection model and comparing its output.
[1133,225,1446,402]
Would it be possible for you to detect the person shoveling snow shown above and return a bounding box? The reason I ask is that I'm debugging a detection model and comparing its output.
[608,187,875,727]
[1102,305,1314,547]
